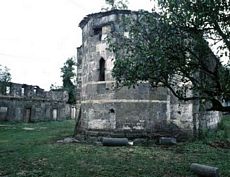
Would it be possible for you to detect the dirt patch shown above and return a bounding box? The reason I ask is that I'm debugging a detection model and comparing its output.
[57,137,80,144]
[208,140,230,149]
[22,127,35,131]
[0,125,11,127]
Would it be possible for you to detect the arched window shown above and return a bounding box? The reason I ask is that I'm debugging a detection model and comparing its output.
[99,57,105,81]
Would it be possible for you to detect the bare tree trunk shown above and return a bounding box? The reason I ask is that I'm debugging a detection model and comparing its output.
[73,105,81,136]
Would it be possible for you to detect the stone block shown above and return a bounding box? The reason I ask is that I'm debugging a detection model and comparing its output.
[159,137,177,145]
[190,163,219,177]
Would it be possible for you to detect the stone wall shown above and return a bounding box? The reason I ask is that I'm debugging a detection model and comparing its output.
[0,82,74,122]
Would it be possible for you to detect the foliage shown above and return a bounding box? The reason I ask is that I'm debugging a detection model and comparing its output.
[103,0,128,10]
[107,0,230,112]
[50,83,62,90]
[205,115,230,141]
[61,58,76,104]
[0,65,11,94]
[0,120,229,177]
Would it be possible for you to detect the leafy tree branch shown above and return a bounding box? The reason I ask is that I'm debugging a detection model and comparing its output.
[106,0,230,112]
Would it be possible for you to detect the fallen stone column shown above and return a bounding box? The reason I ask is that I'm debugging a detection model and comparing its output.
[190,163,219,177]
[102,137,129,146]
[159,137,177,145]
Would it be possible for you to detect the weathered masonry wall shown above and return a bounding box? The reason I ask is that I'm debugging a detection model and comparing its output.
[79,83,170,133]
[76,10,221,138]
[0,82,75,122]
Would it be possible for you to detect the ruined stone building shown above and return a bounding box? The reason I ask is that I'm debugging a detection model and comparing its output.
[76,10,221,138]
[0,82,75,122]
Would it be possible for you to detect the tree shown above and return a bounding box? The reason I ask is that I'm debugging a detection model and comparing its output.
[107,0,230,112]
[50,83,62,90]
[0,65,11,94]
[61,58,76,104]
[103,0,128,10]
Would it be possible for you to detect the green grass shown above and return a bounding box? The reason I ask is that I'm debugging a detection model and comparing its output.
[0,119,229,177]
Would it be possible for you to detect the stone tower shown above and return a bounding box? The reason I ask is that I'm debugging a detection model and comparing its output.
[76,10,220,139]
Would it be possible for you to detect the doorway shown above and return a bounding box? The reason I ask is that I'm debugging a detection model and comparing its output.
[25,108,32,122]
[52,109,58,120]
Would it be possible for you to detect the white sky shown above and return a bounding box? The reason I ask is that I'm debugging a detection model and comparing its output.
[0,0,154,90]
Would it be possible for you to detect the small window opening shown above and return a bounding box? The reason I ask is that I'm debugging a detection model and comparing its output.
[99,58,105,81]
[0,107,8,120]
[33,87,37,94]
[21,87,25,96]
[5,86,10,95]
[124,32,129,38]
[52,109,58,120]
[93,27,102,41]
[109,108,115,113]
[0,107,8,113]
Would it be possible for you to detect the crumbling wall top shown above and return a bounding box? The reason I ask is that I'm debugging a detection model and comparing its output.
[79,9,135,29]
[0,82,68,102]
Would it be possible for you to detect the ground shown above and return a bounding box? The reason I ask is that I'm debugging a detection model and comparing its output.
[0,118,229,177]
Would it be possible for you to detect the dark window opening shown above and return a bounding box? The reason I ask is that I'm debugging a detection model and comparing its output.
[99,58,105,81]
[93,27,102,41]
[109,108,115,113]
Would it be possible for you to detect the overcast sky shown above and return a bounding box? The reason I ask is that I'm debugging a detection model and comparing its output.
[0,0,153,90]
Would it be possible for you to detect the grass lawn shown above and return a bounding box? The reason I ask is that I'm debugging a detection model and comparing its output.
[0,119,229,177]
